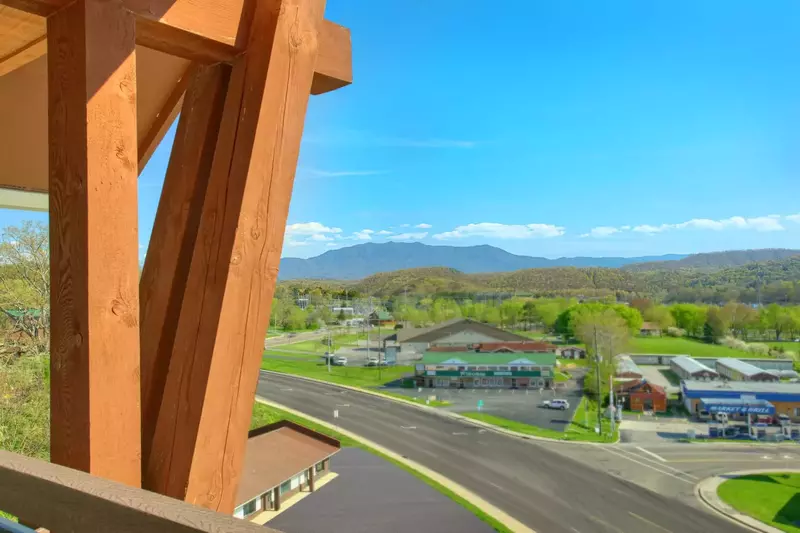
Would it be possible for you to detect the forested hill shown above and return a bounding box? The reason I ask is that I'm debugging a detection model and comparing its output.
[278,242,683,280]
[623,248,800,271]
[338,257,800,303]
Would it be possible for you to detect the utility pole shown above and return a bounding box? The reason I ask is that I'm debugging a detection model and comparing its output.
[327,330,332,373]
[594,326,602,435]
[378,321,382,381]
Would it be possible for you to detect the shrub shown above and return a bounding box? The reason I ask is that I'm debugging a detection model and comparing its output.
[746,343,769,355]
[666,327,685,337]
[0,355,50,460]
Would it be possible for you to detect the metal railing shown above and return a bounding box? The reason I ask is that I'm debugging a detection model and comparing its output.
[0,450,280,533]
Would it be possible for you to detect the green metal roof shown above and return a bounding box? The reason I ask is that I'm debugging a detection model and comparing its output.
[371,311,393,320]
[422,351,557,366]
[5,309,43,318]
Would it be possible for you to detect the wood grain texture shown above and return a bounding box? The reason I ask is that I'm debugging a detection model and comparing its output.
[145,0,325,512]
[0,5,45,77]
[139,63,230,479]
[0,0,351,91]
[47,0,141,487]
[0,450,279,533]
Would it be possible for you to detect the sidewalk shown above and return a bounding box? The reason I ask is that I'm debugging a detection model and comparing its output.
[695,469,800,533]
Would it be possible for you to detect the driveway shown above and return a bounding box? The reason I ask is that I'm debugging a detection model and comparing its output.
[268,448,494,533]
[384,382,583,433]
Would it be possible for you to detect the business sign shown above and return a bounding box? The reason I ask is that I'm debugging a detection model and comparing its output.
[705,404,775,415]
[429,370,543,377]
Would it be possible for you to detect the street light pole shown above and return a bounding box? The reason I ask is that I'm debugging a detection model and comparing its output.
[594,326,602,435]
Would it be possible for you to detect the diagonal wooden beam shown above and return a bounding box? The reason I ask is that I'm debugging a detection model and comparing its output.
[144,0,325,512]
[0,0,352,93]
[47,0,141,487]
[139,62,230,477]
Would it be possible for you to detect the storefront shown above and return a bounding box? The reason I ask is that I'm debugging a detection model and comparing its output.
[414,352,557,389]
[682,380,800,422]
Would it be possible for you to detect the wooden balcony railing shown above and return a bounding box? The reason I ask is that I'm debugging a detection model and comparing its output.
[0,451,280,533]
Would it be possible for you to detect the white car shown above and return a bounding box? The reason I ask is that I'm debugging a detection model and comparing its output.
[333,355,348,366]
[366,357,379,367]
[543,399,570,410]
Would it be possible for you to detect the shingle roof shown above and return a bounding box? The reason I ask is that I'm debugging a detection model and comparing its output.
[422,351,557,366]
[402,318,530,344]
[476,341,557,352]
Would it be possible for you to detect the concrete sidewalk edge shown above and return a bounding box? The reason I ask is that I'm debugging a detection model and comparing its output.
[259,369,620,446]
[255,397,535,533]
[694,469,800,533]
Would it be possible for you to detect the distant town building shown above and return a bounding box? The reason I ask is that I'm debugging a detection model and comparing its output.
[394,318,530,354]
[670,356,718,381]
[558,346,587,360]
[639,322,661,337]
[616,355,644,379]
[614,379,667,413]
[415,351,557,389]
[715,358,779,382]
[368,310,395,327]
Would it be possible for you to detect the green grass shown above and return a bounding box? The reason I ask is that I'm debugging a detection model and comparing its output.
[554,371,570,382]
[262,357,411,388]
[627,336,770,358]
[717,473,800,532]
[768,341,800,352]
[376,389,452,407]
[558,357,591,368]
[462,397,617,443]
[277,332,366,353]
[251,402,510,532]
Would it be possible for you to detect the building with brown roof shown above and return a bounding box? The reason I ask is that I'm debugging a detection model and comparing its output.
[614,380,667,413]
[476,341,557,353]
[234,420,341,520]
[398,318,530,354]
[639,322,662,336]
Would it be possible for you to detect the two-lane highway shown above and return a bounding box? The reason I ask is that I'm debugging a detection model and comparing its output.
[256,372,746,533]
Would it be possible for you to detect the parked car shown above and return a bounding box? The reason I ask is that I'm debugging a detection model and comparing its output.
[366,357,378,367]
[333,356,348,366]
[287,332,297,338]
[776,414,791,426]
[543,399,570,410]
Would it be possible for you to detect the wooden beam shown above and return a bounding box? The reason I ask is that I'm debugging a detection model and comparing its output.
[145,0,324,512]
[0,450,279,533]
[47,0,141,487]
[0,0,352,92]
[139,63,230,476]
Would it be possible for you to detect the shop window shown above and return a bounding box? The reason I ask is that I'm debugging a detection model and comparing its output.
[280,480,291,494]
[795,407,800,417]
[487,366,497,371]
[242,498,258,515]
[315,461,325,473]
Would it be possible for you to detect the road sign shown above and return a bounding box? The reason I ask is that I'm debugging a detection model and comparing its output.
[477,399,484,411]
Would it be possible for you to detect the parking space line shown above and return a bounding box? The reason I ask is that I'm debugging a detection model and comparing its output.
[635,446,667,462]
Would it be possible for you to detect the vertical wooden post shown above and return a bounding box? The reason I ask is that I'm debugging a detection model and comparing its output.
[47,0,141,486]
[139,64,230,473]
[145,0,325,511]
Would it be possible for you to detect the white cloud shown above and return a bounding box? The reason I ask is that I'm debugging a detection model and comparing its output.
[415,223,432,229]
[432,222,565,240]
[353,229,374,240]
[633,215,784,234]
[620,225,631,231]
[285,222,342,236]
[387,232,428,241]
[399,223,411,228]
[376,230,393,235]
[786,214,800,223]
[284,238,309,247]
[310,234,334,242]
[580,226,620,238]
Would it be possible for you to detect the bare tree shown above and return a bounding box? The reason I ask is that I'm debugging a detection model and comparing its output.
[0,222,50,355]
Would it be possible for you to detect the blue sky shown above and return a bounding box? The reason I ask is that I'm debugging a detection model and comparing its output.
[6,0,800,260]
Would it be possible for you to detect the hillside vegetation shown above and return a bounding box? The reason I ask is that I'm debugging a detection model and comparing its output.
[624,248,800,271]
[342,257,800,303]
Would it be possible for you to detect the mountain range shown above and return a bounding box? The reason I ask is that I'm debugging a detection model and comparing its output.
[278,242,686,280]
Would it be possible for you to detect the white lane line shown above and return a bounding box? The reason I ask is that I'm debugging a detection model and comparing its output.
[628,512,673,533]
[401,426,417,430]
[452,432,468,436]
[279,388,293,391]
[335,404,351,407]
[635,446,667,462]
[616,447,699,480]
[600,447,695,485]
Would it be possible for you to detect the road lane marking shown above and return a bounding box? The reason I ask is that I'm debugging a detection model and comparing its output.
[279,388,293,391]
[452,432,468,436]
[600,447,695,484]
[588,515,625,533]
[628,512,673,533]
[336,404,350,407]
[401,426,417,430]
[615,448,699,479]
[635,447,667,462]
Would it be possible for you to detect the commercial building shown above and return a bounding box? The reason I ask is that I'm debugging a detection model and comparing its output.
[429,341,557,353]
[368,310,395,327]
[681,380,800,421]
[715,358,779,382]
[670,356,719,381]
[614,379,667,413]
[559,346,587,359]
[415,351,557,389]
[234,421,340,521]
[395,318,531,354]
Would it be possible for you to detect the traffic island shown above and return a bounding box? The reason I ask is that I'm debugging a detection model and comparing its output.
[695,469,800,533]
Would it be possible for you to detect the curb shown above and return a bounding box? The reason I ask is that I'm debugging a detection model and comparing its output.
[254,397,535,533]
[259,370,620,445]
[694,469,800,533]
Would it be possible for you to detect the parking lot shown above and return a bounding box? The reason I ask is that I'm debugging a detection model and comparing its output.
[384,382,583,432]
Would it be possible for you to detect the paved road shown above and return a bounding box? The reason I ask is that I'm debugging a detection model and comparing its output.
[256,372,747,533]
